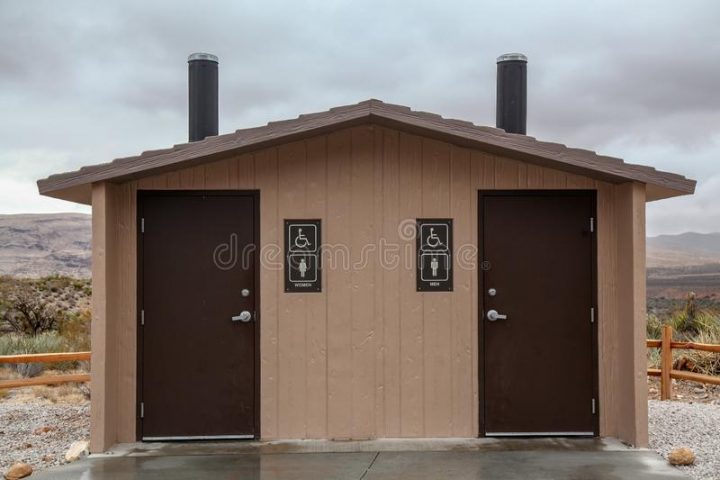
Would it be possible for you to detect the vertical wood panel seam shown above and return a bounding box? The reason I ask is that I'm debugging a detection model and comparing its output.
[396,131,404,436]
[274,147,281,436]
[352,131,357,436]
[449,147,455,433]
[469,153,477,435]
[376,127,385,436]
[420,137,425,435]
[324,136,330,437]
[303,140,309,438]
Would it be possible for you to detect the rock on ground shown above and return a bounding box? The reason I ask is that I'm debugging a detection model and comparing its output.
[64,440,89,462]
[3,462,32,480]
[0,403,89,472]
[649,399,720,480]
[668,447,696,466]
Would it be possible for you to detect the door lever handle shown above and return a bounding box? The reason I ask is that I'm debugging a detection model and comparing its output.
[232,311,253,323]
[486,309,507,321]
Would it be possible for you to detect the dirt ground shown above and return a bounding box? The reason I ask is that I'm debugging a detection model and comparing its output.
[648,377,720,404]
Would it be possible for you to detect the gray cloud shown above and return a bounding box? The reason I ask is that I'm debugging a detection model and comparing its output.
[0,0,718,235]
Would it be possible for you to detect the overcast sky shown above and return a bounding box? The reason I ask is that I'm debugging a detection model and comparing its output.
[1,0,718,236]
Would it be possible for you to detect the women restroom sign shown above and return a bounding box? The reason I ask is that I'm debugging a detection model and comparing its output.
[416,219,453,292]
[285,219,322,293]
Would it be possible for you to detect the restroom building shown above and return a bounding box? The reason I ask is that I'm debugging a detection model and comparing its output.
[37,53,695,452]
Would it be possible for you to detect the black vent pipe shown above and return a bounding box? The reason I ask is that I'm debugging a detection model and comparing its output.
[188,53,219,142]
[496,53,527,135]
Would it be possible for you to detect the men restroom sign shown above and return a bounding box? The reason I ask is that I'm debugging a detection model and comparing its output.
[285,219,321,293]
[416,219,453,292]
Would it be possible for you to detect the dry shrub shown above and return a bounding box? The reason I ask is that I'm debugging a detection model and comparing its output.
[57,309,91,352]
[673,329,720,376]
[647,313,663,341]
[646,292,720,375]
[647,345,661,370]
[1,283,59,335]
[31,382,88,404]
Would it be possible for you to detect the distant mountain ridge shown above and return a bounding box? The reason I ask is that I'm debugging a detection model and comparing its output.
[0,213,90,277]
[647,232,720,268]
[0,213,717,277]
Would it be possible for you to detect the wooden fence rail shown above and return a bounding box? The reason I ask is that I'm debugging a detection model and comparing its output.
[0,351,91,390]
[647,325,720,400]
[3,333,717,398]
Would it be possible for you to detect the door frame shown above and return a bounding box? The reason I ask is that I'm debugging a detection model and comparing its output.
[136,190,261,440]
[477,190,599,437]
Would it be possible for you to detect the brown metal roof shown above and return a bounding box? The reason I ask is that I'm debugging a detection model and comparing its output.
[37,99,695,204]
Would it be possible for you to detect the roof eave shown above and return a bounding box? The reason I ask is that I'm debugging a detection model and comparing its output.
[36,99,696,203]
[38,182,92,205]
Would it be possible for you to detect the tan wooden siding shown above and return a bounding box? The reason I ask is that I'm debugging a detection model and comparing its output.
[90,183,116,452]
[92,125,647,450]
[614,182,649,446]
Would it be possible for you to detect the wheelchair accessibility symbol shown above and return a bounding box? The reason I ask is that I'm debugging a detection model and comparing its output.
[424,227,445,249]
[288,224,317,252]
[294,228,312,249]
[420,224,449,252]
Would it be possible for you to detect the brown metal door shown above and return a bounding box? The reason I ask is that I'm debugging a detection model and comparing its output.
[480,191,596,436]
[140,192,258,440]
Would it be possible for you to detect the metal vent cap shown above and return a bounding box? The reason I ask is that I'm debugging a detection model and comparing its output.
[188,52,219,63]
[496,53,528,63]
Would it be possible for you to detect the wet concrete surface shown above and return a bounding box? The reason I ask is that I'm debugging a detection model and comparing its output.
[31,453,375,480]
[364,451,686,479]
[110,437,630,456]
[31,440,688,479]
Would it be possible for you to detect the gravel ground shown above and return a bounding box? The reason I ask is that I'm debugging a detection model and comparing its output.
[0,402,89,472]
[650,399,720,480]
[0,398,717,478]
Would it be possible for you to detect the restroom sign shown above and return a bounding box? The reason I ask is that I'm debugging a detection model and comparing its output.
[285,219,321,293]
[416,219,453,292]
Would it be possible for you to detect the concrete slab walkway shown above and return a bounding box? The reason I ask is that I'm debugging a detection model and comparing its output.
[31,438,688,479]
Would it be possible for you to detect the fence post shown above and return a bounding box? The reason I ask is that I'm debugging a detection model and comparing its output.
[661,325,673,400]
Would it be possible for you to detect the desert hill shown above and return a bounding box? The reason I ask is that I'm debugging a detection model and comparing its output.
[647,232,720,268]
[0,213,91,278]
